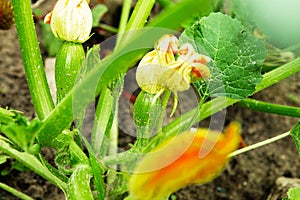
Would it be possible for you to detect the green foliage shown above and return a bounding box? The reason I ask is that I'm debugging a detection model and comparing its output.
[0,113,41,153]
[0,154,9,165]
[91,4,108,27]
[290,121,300,155]
[283,187,300,200]
[180,12,266,99]
[40,23,62,57]
[0,136,67,191]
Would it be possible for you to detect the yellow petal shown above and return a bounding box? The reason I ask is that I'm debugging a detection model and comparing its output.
[128,122,241,200]
[136,34,211,94]
[136,50,166,94]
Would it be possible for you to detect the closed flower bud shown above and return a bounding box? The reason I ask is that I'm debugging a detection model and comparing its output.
[44,0,92,43]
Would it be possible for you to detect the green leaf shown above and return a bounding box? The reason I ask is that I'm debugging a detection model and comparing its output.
[287,187,300,200]
[92,4,108,27]
[0,136,67,191]
[0,115,41,152]
[40,23,62,57]
[180,12,267,99]
[290,121,300,155]
[0,154,9,165]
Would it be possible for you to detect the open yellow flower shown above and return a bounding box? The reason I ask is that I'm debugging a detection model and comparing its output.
[136,34,210,94]
[44,0,92,43]
[127,122,241,200]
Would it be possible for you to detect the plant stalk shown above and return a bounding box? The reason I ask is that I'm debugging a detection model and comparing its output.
[117,0,156,49]
[12,0,54,119]
[0,182,33,200]
[239,98,300,118]
[229,131,290,157]
[115,0,132,48]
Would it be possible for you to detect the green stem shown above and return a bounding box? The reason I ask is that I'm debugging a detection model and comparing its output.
[99,23,118,33]
[157,90,171,130]
[80,135,105,200]
[229,131,290,157]
[11,0,54,119]
[117,0,156,49]
[126,0,156,31]
[92,87,113,156]
[115,0,132,48]
[256,58,300,91]
[239,98,300,118]
[0,182,33,200]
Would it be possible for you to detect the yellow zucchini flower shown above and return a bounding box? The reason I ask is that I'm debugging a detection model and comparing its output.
[127,122,241,200]
[136,34,210,94]
[44,0,92,43]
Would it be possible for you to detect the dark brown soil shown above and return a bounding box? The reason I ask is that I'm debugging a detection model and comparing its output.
[1,1,300,200]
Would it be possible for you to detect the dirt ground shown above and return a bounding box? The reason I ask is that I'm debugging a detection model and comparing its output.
[1,1,300,199]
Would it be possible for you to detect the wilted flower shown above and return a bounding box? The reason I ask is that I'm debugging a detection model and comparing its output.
[127,122,241,200]
[44,0,92,43]
[136,34,210,94]
[0,0,14,30]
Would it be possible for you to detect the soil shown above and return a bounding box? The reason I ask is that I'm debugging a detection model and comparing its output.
[1,1,300,200]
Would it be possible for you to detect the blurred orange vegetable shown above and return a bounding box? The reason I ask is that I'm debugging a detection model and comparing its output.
[127,122,241,200]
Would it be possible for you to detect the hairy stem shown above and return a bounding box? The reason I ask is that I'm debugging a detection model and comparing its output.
[12,0,54,119]
[239,98,300,118]
[115,0,132,48]
[0,182,33,200]
[117,0,156,49]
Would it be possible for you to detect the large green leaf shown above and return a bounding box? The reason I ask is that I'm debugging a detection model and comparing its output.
[180,12,267,99]
[290,121,300,155]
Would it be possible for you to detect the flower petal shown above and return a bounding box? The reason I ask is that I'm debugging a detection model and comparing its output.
[128,122,241,200]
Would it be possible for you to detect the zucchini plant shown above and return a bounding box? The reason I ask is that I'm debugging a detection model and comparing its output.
[0,0,300,199]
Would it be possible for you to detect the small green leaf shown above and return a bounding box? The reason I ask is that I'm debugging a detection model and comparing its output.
[180,12,267,99]
[40,23,62,57]
[287,187,300,200]
[290,121,300,155]
[0,154,9,165]
[92,4,108,27]
[0,117,41,152]
[81,44,101,73]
